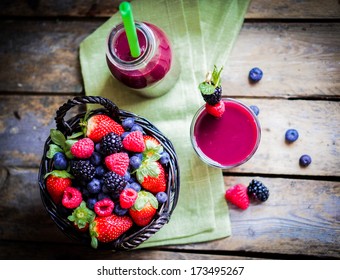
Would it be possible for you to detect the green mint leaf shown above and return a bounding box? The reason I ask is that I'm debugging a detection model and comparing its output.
[199,82,215,95]
[212,65,223,87]
[67,131,84,140]
[50,129,66,149]
[46,144,63,159]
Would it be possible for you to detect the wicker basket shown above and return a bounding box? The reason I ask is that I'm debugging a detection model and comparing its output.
[38,96,180,250]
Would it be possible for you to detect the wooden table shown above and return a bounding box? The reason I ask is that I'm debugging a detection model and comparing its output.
[0,0,339,260]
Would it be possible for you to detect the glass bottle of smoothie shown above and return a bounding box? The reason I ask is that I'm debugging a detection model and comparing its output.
[106,21,180,98]
[190,98,261,169]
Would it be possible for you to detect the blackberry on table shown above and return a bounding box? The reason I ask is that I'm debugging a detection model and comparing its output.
[100,132,123,155]
[247,179,269,202]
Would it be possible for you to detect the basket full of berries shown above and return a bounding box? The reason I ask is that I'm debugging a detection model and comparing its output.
[38,96,180,250]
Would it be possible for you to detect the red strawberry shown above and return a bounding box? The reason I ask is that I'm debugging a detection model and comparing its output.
[225,184,249,210]
[89,214,133,248]
[205,100,225,118]
[122,131,146,152]
[143,135,163,160]
[119,188,138,209]
[45,170,73,204]
[62,186,83,209]
[85,114,124,142]
[129,191,158,227]
[94,198,114,217]
[104,152,129,176]
[136,161,166,194]
[70,137,94,159]
[68,201,95,232]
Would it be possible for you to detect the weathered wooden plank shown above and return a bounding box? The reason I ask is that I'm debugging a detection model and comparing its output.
[0,0,339,19]
[1,95,338,177]
[0,20,339,98]
[0,241,258,259]
[0,169,338,257]
[165,176,340,258]
[223,22,340,98]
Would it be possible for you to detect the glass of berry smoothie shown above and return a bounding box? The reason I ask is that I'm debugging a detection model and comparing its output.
[190,98,261,169]
[106,21,180,98]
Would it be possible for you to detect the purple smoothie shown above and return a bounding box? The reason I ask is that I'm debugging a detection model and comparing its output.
[191,99,261,168]
[106,22,172,90]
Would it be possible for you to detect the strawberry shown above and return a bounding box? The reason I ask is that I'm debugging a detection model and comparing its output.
[129,191,158,227]
[122,130,146,152]
[119,188,138,209]
[89,214,133,248]
[45,170,73,204]
[70,137,94,159]
[143,135,163,160]
[84,114,124,142]
[205,100,225,118]
[68,201,95,232]
[104,152,129,176]
[225,184,249,210]
[136,160,166,194]
[94,198,114,217]
[62,186,83,209]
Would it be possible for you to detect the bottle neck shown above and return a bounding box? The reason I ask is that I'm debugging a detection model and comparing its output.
[107,22,155,69]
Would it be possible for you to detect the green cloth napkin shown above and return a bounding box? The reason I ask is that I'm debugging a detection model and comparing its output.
[79,0,250,248]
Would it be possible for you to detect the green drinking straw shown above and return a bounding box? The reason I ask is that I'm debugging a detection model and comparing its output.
[119,2,141,58]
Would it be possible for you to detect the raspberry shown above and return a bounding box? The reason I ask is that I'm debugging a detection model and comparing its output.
[70,138,94,159]
[122,130,146,152]
[119,188,138,209]
[94,198,114,217]
[62,187,83,209]
[205,100,225,118]
[225,184,249,210]
[247,180,269,202]
[104,152,129,176]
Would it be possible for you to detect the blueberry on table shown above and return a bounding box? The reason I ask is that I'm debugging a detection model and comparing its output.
[299,154,312,167]
[248,67,263,83]
[250,105,260,116]
[285,129,299,143]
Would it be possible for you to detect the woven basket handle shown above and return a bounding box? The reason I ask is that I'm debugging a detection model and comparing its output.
[55,96,120,134]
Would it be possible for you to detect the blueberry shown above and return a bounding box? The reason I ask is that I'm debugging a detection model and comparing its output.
[299,154,312,167]
[131,124,144,133]
[114,204,128,216]
[95,143,101,153]
[124,171,131,182]
[86,197,97,210]
[95,165,106,178]
[53,152,68,170]
[130,155,142,169]
[121,131,130,140]
[87,178,102,194]
[156,192,168,204]
[90,152,102,166]
[250,105,260,116]
[122,117,135,130]
[248,67,263,83]
[97,192,110,201]
[159,151,170,165]
[128,182,142,192]
[285,129,299,143]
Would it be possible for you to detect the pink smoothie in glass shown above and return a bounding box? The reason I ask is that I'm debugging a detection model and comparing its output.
[191,98,261,168]
[106,22,178,97]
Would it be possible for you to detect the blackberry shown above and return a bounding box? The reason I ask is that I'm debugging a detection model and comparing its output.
[71,160,96,182]
[201,85,222,105]
[100,132,123,155]
[102,171,127,198]
[247,179,269,202]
